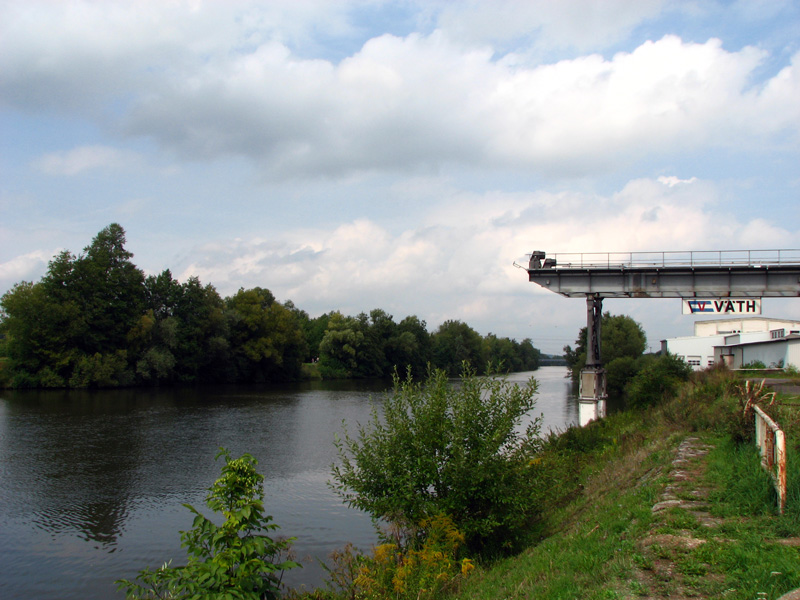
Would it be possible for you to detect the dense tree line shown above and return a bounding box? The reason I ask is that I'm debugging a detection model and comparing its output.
[0,224,540,388]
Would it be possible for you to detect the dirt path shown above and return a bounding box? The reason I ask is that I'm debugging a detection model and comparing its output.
[626,436,800,600]
[629,437,719,599]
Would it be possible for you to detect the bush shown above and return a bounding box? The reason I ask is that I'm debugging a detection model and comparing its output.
[741,360,767,370]
[117,449,299,599]
[661,366,736,432]
[331,366,541,554]
[625,353,693,409]
[605,356,639,398]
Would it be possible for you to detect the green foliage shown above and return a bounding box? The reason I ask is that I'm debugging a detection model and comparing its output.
[1,224,144,387]
[394,315,433,377]
[604,356,638,398]
[117,449,299,600]
[707,438,778,516]
[69,350,133,388]
[481,334,541,374]
[601,314,647,363]
[318,312,366,378]
[564,313,647,379]
[660,366,737,433]
[331,366,542,554]
[227,287,307,382]
[625,353,693,409]
[317,310,436,380]
[784,363,800,377]
[741,359,767,369]
[431,320,484,376]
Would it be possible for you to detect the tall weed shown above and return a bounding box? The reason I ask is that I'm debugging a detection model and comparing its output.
[707,438,777,517]
[320,516,473,600]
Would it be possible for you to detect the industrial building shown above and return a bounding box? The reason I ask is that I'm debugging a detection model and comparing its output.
[662,317,800,370]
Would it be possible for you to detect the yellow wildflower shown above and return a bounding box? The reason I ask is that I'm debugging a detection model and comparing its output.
[461,558,475,577]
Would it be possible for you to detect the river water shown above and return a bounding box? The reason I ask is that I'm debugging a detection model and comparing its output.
[0,366,576,600]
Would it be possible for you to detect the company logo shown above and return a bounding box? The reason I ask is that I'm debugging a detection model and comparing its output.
[682,299,761,315]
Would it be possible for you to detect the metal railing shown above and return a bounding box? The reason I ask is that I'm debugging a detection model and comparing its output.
[519,249,800,270]
[754,405,787,514]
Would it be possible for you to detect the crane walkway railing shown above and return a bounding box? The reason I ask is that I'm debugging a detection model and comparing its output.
[518,249,800,271]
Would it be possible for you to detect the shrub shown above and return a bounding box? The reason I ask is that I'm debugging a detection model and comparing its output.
[783,363,800,378]
[331,366,541,554]
[740,360,767,370]
[605,356,639,398]
[117,449,299,599]
[625,353,693,409]
[661,366,736,432]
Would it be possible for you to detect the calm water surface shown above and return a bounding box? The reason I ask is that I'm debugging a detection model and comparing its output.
[0,367,577,600]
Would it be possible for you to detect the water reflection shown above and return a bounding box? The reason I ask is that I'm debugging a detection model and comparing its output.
[0,367,576,600]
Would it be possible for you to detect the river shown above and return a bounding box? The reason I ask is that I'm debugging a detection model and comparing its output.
[0,366,577,599]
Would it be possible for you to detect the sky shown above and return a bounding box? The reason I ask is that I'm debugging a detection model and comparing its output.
[1,0,799,355]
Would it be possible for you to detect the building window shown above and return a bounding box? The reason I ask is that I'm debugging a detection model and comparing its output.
[688,356,702,366]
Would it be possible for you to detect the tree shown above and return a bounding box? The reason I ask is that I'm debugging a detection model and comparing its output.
[67,223,145,355]
[392,315,432,377]
[1,224,145,387]
[351,310,389,378]
[318,312,366,378]
[0,281,81,387]
[226,288,307,382]
[117,449,299,599]
[602,313,647,363]
[565,312,646,378]
[132,272,229,384]
[431,320,483,376]
[517,338,541,371]
[332,367,542,554]
[291,310,330,363]
[362,308,396,376]
[173,277,228,382]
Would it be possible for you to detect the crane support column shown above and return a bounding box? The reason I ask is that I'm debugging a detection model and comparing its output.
[579,294,606,426]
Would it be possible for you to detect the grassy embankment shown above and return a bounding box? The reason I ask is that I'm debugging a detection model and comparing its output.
[452,368,800,600]
[309,368,800,600]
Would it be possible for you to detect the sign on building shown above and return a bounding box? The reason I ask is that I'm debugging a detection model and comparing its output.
[682,298,761,315]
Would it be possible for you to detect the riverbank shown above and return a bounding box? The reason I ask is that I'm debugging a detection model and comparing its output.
[449,370,800,600]
[299,368,799,600]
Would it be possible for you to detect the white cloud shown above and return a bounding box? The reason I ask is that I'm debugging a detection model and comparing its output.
[657,175,698,187]
[3,1,797,179]
[0,249,53,291]
[127,33,797,178]
[35,145,142,176]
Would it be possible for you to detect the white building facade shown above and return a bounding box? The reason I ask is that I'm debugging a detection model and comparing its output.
[662,317,800,370]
